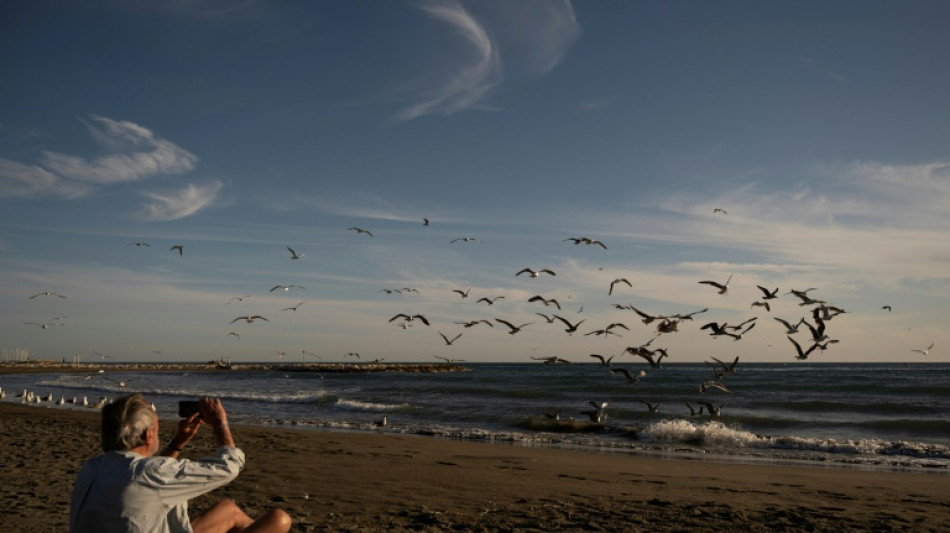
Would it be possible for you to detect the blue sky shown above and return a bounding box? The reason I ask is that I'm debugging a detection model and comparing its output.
[1,0,947,363]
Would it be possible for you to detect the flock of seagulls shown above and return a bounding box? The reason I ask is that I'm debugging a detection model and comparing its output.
[13,216,937,429]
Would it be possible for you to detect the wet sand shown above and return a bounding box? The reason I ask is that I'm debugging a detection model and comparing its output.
[1,401,948,532]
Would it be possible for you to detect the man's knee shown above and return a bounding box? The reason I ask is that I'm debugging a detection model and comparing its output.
[266,509,292,532]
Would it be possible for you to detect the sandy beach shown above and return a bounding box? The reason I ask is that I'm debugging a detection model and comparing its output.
[1,401,948,532]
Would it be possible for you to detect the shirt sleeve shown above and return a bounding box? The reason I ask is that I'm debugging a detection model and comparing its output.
[136,446,246,506]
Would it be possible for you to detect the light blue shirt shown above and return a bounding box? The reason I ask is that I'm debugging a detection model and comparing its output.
[70,446,245,533]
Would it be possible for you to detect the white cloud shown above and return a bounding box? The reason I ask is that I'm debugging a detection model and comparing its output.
[139,180,223,221]
[396,0,580,121]
[0,158,88,198]
[40,115,197,184]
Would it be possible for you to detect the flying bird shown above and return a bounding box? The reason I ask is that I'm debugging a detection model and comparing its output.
[438,332,463,346]
[170,245,183,256]
[773,317,806,334]
[588,354,615,367]
[230,315,269,324]
[452,288,471,299]
[610,367,645,384]
[281,302,306,311]
[30,291,66,299]
[228,295,251,304]
[563,237,607,249]
[531,355,571,364]
[286,246,302,260]
[553,315,585,335]
[881,305,892,311]
[389,313,430,326]
[910,342,935,355]
[455,319,493,328]
[713,208,727,215]
[422,218,430,226]
[450,237,478,243]
[700,380,730,393]
[609,278,632,295]
[756,285,779,300]
[477,296,505,305]
[787,335,818,360]
[127,242,151,247]
[639,400,660,413]
[434,355,465,363]
[495,319,533,334]
[698,274,733,295]
[348,227,374,237]
[528,295,561,310]
[270,284,305,292]
[517,268,556,278]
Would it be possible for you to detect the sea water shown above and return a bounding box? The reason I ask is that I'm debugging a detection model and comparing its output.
[4,362,949,471]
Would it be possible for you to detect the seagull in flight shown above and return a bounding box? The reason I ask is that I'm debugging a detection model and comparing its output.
[881,305,892,311]
[528,295,561,310]
[228,295,251,304]
[756,285,779,300]
[531,355,571,364]
[348,227,374,237]
[910,342,935,355]
[553,315,585,335]
[700,380,730,393]
[787,335,819,360]
[639,400,660,413]
[127,241,151,247]
[30,291,66,299]
[170,245,184,256]
[517,268,556,278]
[281,302,306,311]
[477,296,505,305]
[610,367,645,384]
[227,332,240,338]
[588,354,615,367]
[286,246,302,260]
[609,278,632,296]
[535,312,558,323]
[495,318,533,334]
[434,355,465,363]
[230,315,269,324]
[455,319,493,328]
[270,284,305,292]
[452,288,471,299]
[563,237,608,250]
[450,237,478,243]
[774,317,806,334]
[390,313,430,326]
[438,332,462,346]
[698,274,733,295]
[713,208,727,215]
[24,322,58,329]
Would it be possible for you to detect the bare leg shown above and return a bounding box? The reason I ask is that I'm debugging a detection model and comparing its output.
[191,499,291,533]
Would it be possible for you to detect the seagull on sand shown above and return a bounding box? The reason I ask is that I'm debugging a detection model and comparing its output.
[438,332,463,346]
[348,227,374,237]
[30,291,66,299]
[230,315,269,324]
[170,245,184,256]
[910,343,935,355]
[496,319,533,335]
[609,278,632,295]
[390,313,431,326]
[698,274,733,295]
[528,295,562,310]
[517,268,556,278]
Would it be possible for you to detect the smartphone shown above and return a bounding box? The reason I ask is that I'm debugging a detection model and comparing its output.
[178,400,201,418]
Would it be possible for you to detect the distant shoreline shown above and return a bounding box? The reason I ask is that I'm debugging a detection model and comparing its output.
[0,359,467,376]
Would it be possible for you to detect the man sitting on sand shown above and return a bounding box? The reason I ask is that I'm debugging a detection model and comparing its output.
[70,394,291,533]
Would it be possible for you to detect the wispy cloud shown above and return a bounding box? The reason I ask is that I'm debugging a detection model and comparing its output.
[139,180,223,221]
[395,0,580,121]
[41,115,197,184]
[0,158,88,198]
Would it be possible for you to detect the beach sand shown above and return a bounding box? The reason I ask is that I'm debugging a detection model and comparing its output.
[1,402,948,532]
